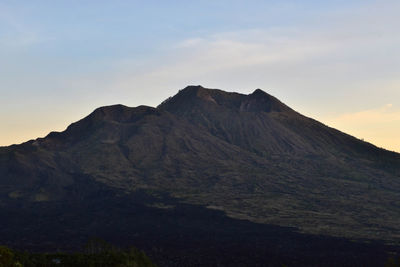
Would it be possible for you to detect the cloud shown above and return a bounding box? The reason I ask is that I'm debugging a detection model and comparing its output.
[105,0,400,99]
[332,104,400,123]
[175,38,205,48]
[104,11,400,108]
[105,28,345,97]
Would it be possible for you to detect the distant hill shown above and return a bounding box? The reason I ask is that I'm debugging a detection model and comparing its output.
[1,85,399,266]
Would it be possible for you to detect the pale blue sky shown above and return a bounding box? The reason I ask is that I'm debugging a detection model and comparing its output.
[1,0,399,151]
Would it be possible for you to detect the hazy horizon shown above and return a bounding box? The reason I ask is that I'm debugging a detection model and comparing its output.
[1,0,399,152]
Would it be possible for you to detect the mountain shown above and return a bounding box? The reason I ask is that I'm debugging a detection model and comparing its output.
[1,85,399,266]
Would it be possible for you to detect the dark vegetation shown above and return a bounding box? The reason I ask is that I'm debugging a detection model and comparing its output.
[1,86,400,266]
[0,239,155,267]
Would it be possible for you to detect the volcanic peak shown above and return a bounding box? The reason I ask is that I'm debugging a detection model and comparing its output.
[158,85,293,114]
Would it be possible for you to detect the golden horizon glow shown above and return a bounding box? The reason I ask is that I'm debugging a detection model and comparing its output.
[1,104,399,154]
[323,104,400,153]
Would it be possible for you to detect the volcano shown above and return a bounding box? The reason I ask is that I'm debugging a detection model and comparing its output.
[1,85,399,266]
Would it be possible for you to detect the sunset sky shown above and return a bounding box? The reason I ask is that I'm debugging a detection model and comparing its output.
[1,0,399,152]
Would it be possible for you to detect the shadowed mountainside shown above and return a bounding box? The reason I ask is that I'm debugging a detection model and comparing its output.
[1,85,399,265]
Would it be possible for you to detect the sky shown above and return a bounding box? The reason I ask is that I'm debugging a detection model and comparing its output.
[0,0,399,152]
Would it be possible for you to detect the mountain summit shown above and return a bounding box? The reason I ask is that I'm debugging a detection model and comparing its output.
[0,86,399,265]
[158,85,292,113]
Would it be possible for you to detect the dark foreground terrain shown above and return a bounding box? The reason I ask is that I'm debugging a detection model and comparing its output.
[1,86,400,266]
[2,189,399,266]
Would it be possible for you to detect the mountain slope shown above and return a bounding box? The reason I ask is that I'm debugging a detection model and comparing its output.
[1,85,400,264]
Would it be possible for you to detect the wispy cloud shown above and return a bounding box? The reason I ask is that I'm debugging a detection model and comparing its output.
[105,0,399,95]
[330,104,400,124]
[104,13,400,105]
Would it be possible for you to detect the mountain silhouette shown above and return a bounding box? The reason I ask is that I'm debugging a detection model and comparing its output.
[1,85,399,266]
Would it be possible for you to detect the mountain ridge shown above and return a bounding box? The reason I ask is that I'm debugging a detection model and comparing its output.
[9,85,400,156]
[1,86,399,263]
